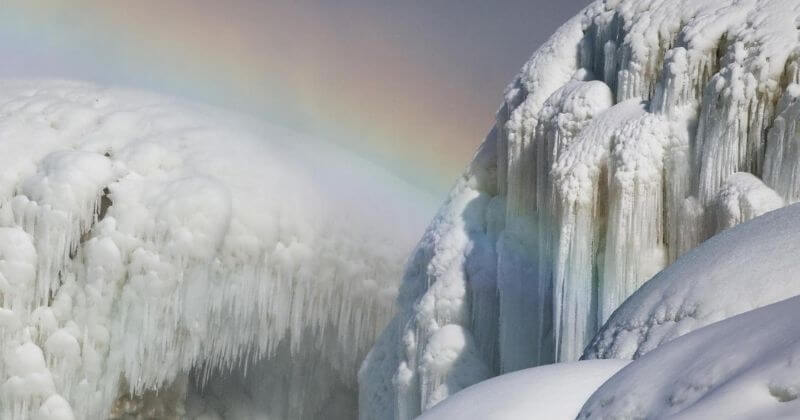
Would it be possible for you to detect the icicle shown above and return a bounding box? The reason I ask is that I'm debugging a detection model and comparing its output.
[551,100,645,361]
[696,40,783,204]
[601,114,676,324]
[764,84,800,202]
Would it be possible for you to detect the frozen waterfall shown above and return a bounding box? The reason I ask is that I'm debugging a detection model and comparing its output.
[0,80,427,420]
[359,0,800,418]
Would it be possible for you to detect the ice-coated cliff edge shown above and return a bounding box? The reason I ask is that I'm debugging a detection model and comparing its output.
[359,0,800,418]
[0,80,428,420]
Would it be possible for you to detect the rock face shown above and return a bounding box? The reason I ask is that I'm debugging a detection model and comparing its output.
[0,80,423,420]
[359,1,800,418]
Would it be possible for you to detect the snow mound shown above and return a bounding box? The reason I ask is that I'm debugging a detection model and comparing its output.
[579,295,800,419]
[0,80,426,419]
[419,360,628,420]
[360,0,800,418]
[585,202,800,360]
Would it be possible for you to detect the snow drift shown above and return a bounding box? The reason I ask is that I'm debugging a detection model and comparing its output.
[359,0,800,418]
[580,294,800,419]
[417,360,628,420]
[0,80,428,419]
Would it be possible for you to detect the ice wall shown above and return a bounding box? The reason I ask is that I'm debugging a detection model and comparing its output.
[360,1,800,418]
[584,202,800,361]
[0,80,423,420]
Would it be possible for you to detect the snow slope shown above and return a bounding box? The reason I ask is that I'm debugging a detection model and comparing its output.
[0,80,429,419]
[577,204,800,418]
[418,360,628,420]
[579,295,800,419]
[360,0,800,418]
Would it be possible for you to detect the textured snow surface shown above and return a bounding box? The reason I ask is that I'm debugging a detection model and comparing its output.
[0,80,426,419]
[586,202,800,360]
[579,295,800,419]
[360,0,800,418]
[418,360,628,420]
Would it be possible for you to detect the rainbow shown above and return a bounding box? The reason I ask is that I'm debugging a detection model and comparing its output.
[1,1,495,198]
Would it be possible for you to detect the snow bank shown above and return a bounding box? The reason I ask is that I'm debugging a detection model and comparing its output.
[361,0,800,418]
[419,360,628,420]
[579,295,800,419]
[0,80,428,419]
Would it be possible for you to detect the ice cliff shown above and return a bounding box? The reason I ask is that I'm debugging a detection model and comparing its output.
[0,80,426,420]
[359,0,800,418]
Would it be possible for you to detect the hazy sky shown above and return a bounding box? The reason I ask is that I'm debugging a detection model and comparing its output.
[1,0,590,196]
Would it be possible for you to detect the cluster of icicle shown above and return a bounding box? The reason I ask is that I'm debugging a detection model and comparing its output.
[0,80,413,420]
[359,0,800,418]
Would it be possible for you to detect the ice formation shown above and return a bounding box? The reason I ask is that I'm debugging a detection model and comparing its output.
[585,202,800,360]
[0,80,427,419]
[417,360,628,420]
[579,295,800,419]
[360,0,800,418]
